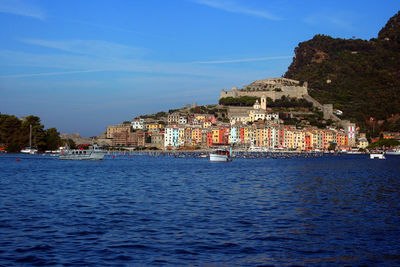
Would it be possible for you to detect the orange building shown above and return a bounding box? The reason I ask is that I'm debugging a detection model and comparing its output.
[305,134,311,151]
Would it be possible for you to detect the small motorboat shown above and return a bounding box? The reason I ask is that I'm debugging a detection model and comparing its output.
[370,151,385,160]
[20,147,38,154]
[210,148,232,162]
[385,149,400,156]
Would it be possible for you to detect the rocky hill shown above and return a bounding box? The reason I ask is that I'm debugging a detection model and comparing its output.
[284,11,400,134]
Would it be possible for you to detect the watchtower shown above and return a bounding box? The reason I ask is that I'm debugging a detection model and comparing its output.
[261,94,267,110]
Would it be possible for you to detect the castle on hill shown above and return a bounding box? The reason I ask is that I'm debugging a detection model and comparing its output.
[219,77,308,101]
[220,77,344,123]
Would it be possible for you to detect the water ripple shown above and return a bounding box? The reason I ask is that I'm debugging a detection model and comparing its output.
[0,154,400,266]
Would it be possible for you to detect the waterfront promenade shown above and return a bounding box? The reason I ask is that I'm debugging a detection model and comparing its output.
[104,149,332,159]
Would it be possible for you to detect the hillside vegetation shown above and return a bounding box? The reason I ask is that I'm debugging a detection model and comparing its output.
[0,114,62,152]
[284,11,400,134]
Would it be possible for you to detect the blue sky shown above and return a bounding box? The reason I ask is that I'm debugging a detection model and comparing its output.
[0,0,399,136]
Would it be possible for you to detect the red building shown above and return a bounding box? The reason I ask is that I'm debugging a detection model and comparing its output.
[218,127,229,145]
[207,132,213,147]
[305,135,311,151]
[278,128,285,148]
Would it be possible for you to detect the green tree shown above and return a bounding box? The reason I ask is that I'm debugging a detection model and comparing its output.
[0,115,23,152]
[0,113,63,152]
[284,11,400,130]
[219,96,260,106]
[20,115,45,149]
[368,138,400,149]
[63,138,77,149]
[44,128,62,151]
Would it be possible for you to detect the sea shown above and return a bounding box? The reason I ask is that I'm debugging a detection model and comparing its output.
[0,153,400,266]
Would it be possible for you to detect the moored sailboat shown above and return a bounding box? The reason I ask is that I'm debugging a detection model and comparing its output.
[20,124,37,154]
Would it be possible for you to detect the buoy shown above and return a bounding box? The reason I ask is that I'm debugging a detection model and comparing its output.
[15,159,20,162]
[112,156,115,159]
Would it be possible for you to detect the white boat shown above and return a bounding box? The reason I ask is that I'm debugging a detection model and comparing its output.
[59,145,106,160]
[249,146,263,152]
[210,148,232,162]
[370,151,385,159]
[20,148,38,154]
[346,150,363,154]
[386,149,400,155]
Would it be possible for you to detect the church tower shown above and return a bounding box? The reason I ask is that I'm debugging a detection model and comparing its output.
[261,94,267,110]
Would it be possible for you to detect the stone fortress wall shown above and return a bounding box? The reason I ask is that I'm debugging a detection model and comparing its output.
[220,78,309,101]
[220,77,340,122]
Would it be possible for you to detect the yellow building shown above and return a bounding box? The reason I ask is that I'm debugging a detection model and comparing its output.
[212,128,219,144]
[285,129,295,149]
[247,126,256,146]
[203,121,212,129]
[146,123,163,131]
[249,110,266,122]
[178,127,185,147]
[336,131,347,148]
[325,130,335,147]
[357,137,369,149]
[243,127,249,145]
[293,130,305,150]
[191,127,202,144]
[195,114,206,121]
[254,127,265,147]
[312,130,324,149]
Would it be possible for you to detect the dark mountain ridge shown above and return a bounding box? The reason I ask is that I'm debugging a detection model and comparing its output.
[284,11,400,134]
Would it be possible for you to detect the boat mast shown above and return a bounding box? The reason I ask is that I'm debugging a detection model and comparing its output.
[29,124,32,148]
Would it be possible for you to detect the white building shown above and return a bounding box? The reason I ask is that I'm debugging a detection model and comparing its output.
[179,116,187,124]
[164,126,179,147]
[229,126,240,144]
[249,109,265,122]
[230,115,250,125]
[131,119,144,129]
[266,113,279,121]
[266,127,278,149]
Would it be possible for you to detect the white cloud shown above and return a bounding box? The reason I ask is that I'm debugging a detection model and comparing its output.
[0,49,280,82]
[192,56,292,64]
[192,0,280,20]
[22,39,148,58]
[0,47,282,82]
[0,36,287,82]
[0,0,45,20]
[69,19,174,40]
[0,69,107,79]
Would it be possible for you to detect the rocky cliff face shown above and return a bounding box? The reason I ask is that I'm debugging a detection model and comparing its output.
[283,11,400,132]
[378,10,400,43]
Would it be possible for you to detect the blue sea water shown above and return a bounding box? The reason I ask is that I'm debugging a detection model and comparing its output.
[0,153,400,266]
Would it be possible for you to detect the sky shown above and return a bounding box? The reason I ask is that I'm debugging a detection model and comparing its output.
[0,0,399,136]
